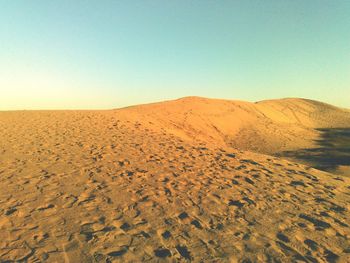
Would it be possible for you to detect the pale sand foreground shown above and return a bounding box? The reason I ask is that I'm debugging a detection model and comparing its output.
[1,98,350,262]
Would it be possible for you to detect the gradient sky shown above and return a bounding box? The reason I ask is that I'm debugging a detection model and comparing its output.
[1,1,349,110]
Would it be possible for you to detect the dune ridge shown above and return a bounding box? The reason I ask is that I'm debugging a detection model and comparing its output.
[116,97,350,153]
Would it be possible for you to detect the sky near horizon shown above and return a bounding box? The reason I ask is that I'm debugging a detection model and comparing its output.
[1,1,349,110]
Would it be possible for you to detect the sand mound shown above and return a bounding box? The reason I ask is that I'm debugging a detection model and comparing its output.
[117,96,350,154]
[0,107,350,262]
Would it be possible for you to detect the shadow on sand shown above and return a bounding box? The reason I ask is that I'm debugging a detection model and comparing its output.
[280,128,350,175]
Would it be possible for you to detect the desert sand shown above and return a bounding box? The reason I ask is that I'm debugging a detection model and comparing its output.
[1,97,350,262]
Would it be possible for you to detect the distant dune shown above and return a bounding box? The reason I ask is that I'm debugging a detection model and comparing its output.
[116,96,350,153]
[0,97,350,262]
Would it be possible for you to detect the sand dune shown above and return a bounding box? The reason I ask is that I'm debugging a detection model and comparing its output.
[118,96,350,154]
[0,98,350,262]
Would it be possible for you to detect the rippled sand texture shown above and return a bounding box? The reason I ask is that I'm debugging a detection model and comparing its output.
[1,98,350,262]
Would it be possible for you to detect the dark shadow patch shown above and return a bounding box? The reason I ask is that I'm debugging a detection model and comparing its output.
[216,223,224,230]
[191,220,203,229]
[298,222,307,228]
[162,230,171,239]
[304,239,318,251]
[241,159,259,166]
[299,214,331,229]
[140,231,150,238]
[277,233,290,243]
[276,241,308,261]
[226,153,236,158]
[120,222,131,231]
[176,245,192,260]
[330,205,346,213]
[244,177,255,185]
[279,128,350,175]
[228,200,244,208]
[154,248,171,258]
[108,248,127,257]
[38,204,55,211]
[305,255,319,263]
[101,226,116,232]
[290,180,307,187]
[178,212,189,220]
[232,179,239,185]
[324,249,339,263]
[5,207,17,216]
[243,197,255,205]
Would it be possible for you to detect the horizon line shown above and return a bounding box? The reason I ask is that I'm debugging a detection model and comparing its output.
[1,96,348,112]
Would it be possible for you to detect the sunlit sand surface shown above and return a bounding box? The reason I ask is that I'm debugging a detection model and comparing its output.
[1,97,350,262]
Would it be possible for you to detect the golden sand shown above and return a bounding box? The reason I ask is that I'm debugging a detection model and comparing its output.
[1,97,350,262]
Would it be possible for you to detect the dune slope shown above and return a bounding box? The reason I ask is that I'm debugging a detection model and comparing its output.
[118,97,350,154]
[1,108,350,262]
[118,97,350,175]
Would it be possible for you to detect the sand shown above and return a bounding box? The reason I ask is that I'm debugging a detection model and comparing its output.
[0,97,350,262]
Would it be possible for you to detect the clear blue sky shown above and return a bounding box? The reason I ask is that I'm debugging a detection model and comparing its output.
[1,1,349,109]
